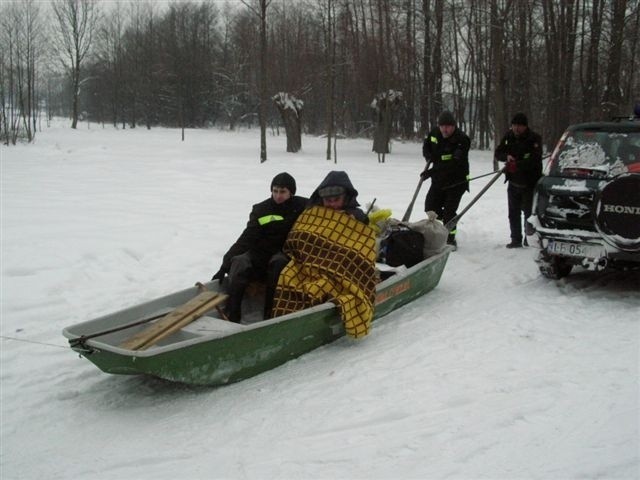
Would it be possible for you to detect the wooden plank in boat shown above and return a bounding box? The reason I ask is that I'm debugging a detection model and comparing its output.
[120,292,228,351]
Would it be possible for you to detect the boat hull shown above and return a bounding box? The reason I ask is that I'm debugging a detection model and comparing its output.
[63,248,451,386]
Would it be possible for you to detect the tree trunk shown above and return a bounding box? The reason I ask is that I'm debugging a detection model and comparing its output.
[259,0,268,162]
[71,65,80,129]
[601,0,627,119]
[273,92,303,153]
[580,0,603,119]
[432,0,443,119]
[401,0,415,139]
[419,0,432,136]
[325,0,335,161]
[491,0,510,159]
[542,0,579,148]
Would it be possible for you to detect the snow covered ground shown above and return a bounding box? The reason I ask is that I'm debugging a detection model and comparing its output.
[1,121,638,480]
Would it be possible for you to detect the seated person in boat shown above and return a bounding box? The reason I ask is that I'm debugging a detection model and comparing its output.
[271,171,377,338]
[308,170,369,224]
[212,172,308,323]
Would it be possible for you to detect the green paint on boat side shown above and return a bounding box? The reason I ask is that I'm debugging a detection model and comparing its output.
[64,249,451,386]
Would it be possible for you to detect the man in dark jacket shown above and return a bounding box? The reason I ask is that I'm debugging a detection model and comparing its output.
[421,111,471,249]
[495,113,543,248]
[212,172,308,322]
[309,170,369,224]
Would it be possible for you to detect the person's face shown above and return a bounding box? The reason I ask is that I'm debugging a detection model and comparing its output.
[271,186,291,204]
[512,124,527,136]
[439,124,455,138]
[322,194,346,210]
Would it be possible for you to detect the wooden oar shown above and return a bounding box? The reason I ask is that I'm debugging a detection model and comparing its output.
[120,292,228,351]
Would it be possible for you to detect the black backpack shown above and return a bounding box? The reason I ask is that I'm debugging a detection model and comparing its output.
[380,225,425,268]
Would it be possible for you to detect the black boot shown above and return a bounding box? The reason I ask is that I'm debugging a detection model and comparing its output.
[225,253,253,323]
[264,252,290,319]
[506,240,523,248]
[225,292,243,323]
[447,234,458,251]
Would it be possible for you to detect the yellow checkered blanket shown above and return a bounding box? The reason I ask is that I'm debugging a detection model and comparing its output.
[272,206,377,338]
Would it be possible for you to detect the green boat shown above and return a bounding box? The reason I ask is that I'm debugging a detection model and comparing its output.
[63,248,451,386]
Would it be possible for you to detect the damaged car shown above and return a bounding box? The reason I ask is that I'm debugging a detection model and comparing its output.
[528,118,640,279]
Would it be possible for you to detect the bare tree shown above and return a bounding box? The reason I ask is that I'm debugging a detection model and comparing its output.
[400,0,416,139]
[138,2,160,130]
[216,5,253,131]
[511,1,533,112]
[490,0,513,155]
[95,1,126,128]
[0,2,19,144]
[431,0,443,119]
[26,0,639,149]
[578,0,604,119]
[323,0,336,161]
[122,0,155,129]
[457,0,491,149]
[601,0,628,118]
[541,0,580,147]
[625,2,640,112]
[0,0,44,144]
[419,0,432,135]
[51,0,100,129]
[18,0,44,141]
[240,0,271,162]
[420,0,443,133]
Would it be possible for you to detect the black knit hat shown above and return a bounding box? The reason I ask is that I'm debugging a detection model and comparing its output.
[511,112,528,126]
[271,172,296,195]
[437,110,456,126]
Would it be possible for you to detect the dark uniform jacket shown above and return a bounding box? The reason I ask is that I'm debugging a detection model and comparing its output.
[309,170,369,224]
[221,195,308,275]
[422,127,471,189]
[495,129,543,188]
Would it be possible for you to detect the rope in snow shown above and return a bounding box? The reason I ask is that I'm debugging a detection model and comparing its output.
[0,335,68,350]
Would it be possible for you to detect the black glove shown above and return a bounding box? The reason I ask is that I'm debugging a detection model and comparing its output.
[211,269,226,281]
[420,168,432,180]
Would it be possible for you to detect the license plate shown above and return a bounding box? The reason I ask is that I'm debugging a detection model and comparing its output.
[547,240,601,258]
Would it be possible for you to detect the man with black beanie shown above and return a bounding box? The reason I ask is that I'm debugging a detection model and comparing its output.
[211,172,308,322]
[420,110,471,249]
[495,113,543,248]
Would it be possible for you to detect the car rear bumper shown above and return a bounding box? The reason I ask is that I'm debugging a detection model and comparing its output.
[529,217,640,270]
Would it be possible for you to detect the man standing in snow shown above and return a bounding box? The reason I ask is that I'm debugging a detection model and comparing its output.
[212,172,308,322]
[494,113,543,248]
[420,110,471,249]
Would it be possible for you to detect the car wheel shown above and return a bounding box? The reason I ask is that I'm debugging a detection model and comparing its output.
[594,173,640,252]
[537,251,573,279]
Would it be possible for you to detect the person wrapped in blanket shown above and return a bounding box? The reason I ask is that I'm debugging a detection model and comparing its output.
[309,170,369,224]
[271,171,378,338]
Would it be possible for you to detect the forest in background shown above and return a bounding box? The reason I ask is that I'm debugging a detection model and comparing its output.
[2,0,639,155]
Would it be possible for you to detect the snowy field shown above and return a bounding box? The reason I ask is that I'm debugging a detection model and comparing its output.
[1,121,638,480]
